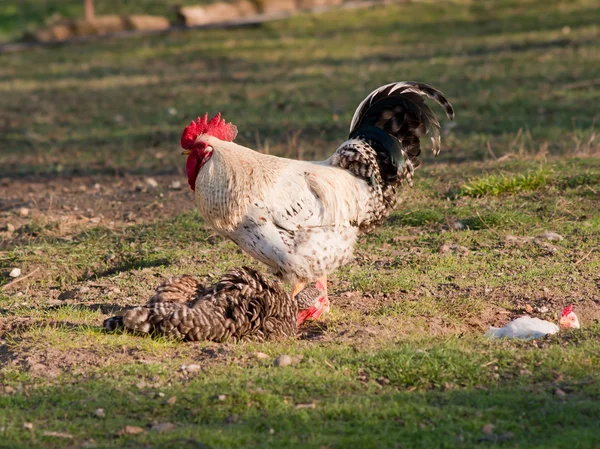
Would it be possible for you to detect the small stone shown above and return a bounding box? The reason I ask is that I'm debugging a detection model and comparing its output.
[4,386,15,394]
[9,268,21,278]
[5,223,15,233]
[93,183,101,190]
[152,422,175,433]
[118,425,145,436]
[158,392,165,397]
[145,178,159,188]
[482,423,495,435]
[58,290,77,301]
[555,388,566,397]
[253,352,270,360]
[537,231,563,241]
[18,207,30,217]
[525,304,533,313]
[23,422,34,430]
[269,428,275,435]
[274,355,292,367]
[94,408,105,418]
[168,107,178,116]
[183,364,201,372]
[451,220,465,230]
[167,396,177,405]
[169,180,182,190]
[77,286,90,293]
[218,394,226,401]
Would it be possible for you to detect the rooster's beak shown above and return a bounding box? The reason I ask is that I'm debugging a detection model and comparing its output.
[181,149,191,155]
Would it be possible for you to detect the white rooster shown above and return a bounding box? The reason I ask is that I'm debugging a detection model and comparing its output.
[180,82,454,322]
[486,305,581,340]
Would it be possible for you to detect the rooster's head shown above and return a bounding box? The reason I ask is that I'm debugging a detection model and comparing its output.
[180,113,238,191]
[559,304,580,330]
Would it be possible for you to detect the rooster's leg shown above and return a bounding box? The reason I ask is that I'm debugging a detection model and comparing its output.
[291,282,306,299]
[315,276,330,314]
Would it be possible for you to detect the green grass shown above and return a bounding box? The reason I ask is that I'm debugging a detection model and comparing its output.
[459,168,551,197]
[1,0,600,448]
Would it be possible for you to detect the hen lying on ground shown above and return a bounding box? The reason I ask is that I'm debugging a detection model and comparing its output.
[486,305,580,340]
[104,267,325,342]
[180,82,454,318]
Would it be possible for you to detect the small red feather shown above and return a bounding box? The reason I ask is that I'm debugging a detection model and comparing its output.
[180,113,238,149]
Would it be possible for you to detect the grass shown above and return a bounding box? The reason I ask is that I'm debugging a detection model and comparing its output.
[459,168,551,197]
[1,0,600,447]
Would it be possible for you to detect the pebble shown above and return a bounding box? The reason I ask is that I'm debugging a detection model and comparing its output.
[93,183,101,190]
[5,223,15,232]
[218,394,227,401]
[274,355,292,367]
[182,364,201,372]
[167,396,177,405]
[145,178,159,188]
[23,422,34,430]
[9,268,21,278]
[118,425,145,435]
[253,352,270,360]
[555,388,567,397]
[77,286,90,293]
[18,207,30,217]
[451,220,465,230]
[537,231,563,241]
[169,180,182,190]
[94,408,105,418]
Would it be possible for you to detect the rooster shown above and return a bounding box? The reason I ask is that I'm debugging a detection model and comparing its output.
[104,267,326,341]
[180,82,454,318]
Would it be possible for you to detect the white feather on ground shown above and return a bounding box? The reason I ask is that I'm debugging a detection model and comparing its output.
[486,316,559,340]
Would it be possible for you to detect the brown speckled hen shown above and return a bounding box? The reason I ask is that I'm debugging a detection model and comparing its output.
[104,267,325,342]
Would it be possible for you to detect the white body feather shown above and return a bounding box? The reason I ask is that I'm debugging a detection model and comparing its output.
[486,316,559,340]
[195,136,373,283]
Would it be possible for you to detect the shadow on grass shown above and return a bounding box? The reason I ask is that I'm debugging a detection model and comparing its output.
[0,374,598,448]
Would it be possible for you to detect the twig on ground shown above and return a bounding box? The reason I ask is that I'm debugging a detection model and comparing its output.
[1,268,40,291]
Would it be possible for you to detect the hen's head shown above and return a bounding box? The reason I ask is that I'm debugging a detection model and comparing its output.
[295,287,328,326]
[559,304,580,330]
[180,113,238,191]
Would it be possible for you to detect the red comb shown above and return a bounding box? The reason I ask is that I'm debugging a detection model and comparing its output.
[180,113,238,149]
[561,304,573,317]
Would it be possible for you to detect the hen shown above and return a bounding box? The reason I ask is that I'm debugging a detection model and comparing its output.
[486,305,580,340]
[103,267,326,341]
[181,81,454,317]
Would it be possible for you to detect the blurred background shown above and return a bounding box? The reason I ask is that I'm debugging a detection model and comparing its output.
[1,0,598,176]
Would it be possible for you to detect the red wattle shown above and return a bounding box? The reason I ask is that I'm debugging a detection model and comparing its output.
[186,154,200,191]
